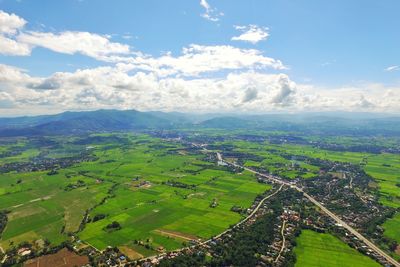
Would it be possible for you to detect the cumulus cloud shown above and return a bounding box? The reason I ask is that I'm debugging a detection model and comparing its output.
[0,92,16,109]
[0,35,31,55]
[28,76,62,90]
[0,10,399,115]
[200,0,223,22]
[0,10,31,56]
[0,10,282,75]
[0,10,26,34]
[124,44,286,77]
[17,31,131,61]
[242,87,258,103]
[0,63,298,113]
[0,64,33,84]
[0,10,131,60]
[270,75,295,106]
[232,25,269,44]
[2,61,399,115]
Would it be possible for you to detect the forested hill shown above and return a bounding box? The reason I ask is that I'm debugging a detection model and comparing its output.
[0,109,185,136]
[0,109,400,137]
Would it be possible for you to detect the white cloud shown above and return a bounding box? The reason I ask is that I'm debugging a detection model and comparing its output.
[122,44,286,77]
[385,65,399,72]
[0,35,31,55]
[0,10,30,56]
[0,10,399,115]
[0,92,16,108]
[200,0,223,22]
[0,10,26,34]
[0,64,33,84]
[0,63,296,112]
[17,31,131,61]
[232,25,269,44]
[0,10,131,60]
[1,62,399,115]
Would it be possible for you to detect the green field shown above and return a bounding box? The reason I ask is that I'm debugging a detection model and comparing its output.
[383,213,400,243]
[1,132,398,259]
[0,134,270,256]
[221,140,321,180]
[294,230,381,267]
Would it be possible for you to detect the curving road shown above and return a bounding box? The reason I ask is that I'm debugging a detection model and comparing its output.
[218,153,400,267]
[275,220,286,263]
[130,178,284,264]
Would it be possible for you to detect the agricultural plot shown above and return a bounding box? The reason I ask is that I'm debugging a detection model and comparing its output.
[0,169,111,249]
[383,213,400,244]
[221,140,321,180]
[294,230,381,267]
[79,141,270,254]
[0,134,270,256]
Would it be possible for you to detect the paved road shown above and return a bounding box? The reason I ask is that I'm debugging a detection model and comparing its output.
[275,220,286,263]
[219,153,400,267]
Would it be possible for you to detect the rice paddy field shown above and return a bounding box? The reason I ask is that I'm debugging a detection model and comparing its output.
[0,134,270,256]
[220,140,321,180]
[382,213,400,243]
[294,230,382,267]
[1,132,398,260]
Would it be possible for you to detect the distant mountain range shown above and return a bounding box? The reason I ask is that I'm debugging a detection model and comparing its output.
[0,109,399,136]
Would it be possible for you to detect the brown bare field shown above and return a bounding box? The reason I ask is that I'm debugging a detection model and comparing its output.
[118,246,144,260]
[24,248,89,267]
[154,229,198,241]
[395,245,400,255]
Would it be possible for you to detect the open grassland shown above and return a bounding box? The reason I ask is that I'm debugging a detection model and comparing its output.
[0,134,270,255]
[294,230,381,267]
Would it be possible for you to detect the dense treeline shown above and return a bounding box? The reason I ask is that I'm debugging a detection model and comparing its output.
[0,210,8,238]
[159,198,283,267]
[210,212,278,266]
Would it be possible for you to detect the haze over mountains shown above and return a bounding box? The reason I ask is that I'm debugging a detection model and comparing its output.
[0,109,399,137]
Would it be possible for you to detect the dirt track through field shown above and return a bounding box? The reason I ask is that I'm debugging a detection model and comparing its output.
[154,229,196,241]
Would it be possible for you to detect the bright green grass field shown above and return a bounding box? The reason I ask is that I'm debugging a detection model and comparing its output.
[294,230,381,267]
[79,167,270,251]
[383,213,400,243]
[0,169,111,249]
[224,140,320,180]
[0,134,270,255]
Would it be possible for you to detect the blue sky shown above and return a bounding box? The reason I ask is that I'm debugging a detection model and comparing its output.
[0,0,399,115]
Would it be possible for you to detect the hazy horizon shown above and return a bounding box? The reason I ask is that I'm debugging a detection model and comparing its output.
[1,107,400,120]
